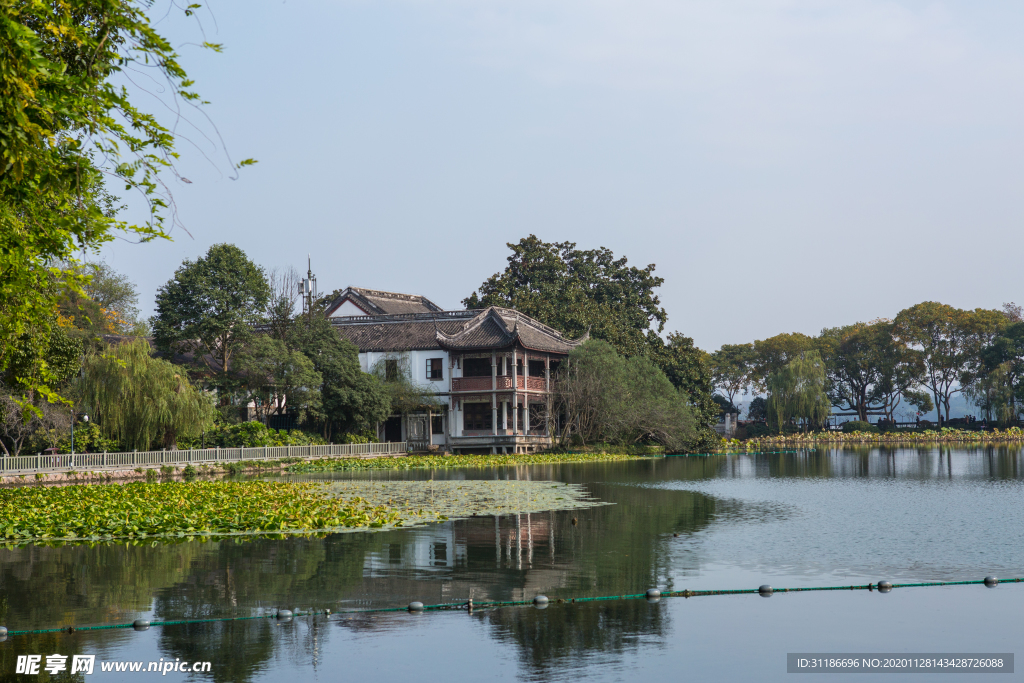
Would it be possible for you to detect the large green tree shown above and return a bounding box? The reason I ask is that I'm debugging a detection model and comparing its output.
[750,332,817,392]
[78,338,215,450]
[464,235,667,358]
[655,332,718,449]
[766,351,831,432]
[234,335,323,425]
[153,244,271,385]
[290,306,391,440]
[893,302,1005,426]
[0,1,241,403]
[555,340,695,451]
[970,322,1024,423]
[709,343,754,408]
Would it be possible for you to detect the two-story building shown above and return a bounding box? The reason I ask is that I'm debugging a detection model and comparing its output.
[326,287,587,454]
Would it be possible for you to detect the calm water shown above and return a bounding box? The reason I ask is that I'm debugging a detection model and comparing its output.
[3,446,1024,682]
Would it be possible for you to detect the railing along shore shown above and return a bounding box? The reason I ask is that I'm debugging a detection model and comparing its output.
[0,442,409,476]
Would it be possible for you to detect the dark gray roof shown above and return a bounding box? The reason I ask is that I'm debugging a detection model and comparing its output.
[325,287,443,316]
[331,308,587,354]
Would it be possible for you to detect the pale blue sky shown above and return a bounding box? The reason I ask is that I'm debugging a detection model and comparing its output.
[102,0,1024,351]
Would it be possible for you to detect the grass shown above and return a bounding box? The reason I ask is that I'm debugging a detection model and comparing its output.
[287,451,642,473]
[0,481,402,542]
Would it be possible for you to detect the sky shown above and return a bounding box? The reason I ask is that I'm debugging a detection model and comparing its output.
[101,0,1024,352]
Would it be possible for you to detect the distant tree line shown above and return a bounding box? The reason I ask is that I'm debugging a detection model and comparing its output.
[708,302,1022,431]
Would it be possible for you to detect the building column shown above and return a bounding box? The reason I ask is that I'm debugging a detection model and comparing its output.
[511,348,518,435]
[491,351,497,436]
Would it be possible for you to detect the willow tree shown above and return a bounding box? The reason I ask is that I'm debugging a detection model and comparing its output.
[79,339,215,451]
[766,351,831,432]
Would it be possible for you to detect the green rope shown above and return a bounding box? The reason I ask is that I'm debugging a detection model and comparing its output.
[7,577,1018,636]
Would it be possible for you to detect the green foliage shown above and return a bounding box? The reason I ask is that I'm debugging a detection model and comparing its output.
[49,422,118,454]
[747,396,767,421]
[234,334,322,423]
[841,421,879,434]
[78,338,216,450]
[288,452,639,473]
[655,332,718,449]
[464,235,667,358]
[555,340,697,452]
[177,421,328,449]
[152,244,271,383]
[0,0,222,402]
[751,333,817,392]
[0,481,402,541]
[369,353,440,415]
[893,302,1006,425]
[290,305,391,438]
[58,262,144,339]
[710,343,754,407]
[3,321,82,394]
[766,351,831,432]
[971,321,1024,423]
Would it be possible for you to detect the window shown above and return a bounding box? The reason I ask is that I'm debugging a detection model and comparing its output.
[426,358,443,380]
[384,359,399,381]
[431,415,443,434]
[463,358,491,377]
[463,402,493,431]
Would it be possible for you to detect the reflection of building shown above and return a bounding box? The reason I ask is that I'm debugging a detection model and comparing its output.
[327,287,587,453]
[363,513,569,600]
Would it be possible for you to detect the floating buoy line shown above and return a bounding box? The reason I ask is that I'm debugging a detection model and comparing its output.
[0,576,1014,639]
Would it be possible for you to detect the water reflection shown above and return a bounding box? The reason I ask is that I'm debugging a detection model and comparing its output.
[1,447,1023,681]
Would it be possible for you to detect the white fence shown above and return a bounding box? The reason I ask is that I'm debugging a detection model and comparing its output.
[0,442,408,475]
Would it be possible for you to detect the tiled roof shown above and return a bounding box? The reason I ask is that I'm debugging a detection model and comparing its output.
[331,308,587,354]
[325,287,443,316]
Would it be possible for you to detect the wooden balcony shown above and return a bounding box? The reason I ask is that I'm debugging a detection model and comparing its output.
[451,375,550,392]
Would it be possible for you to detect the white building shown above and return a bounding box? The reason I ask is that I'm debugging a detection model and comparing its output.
[326,287,587,454]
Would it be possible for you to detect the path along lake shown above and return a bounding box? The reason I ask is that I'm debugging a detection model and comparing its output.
[3,446,1024,682]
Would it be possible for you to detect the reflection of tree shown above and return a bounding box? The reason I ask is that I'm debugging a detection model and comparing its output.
[154,533,381,683]
[158,620,277,683]
[485,600,666,674]
[0,542,208,629]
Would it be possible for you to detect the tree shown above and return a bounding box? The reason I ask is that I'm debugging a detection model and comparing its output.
[234,336,322,425]
[290,306,391,440]
[819,323,889,421]
[655,332,718,450]
[969,322,1024,423]
[78,338,215,450]
[750,333,817,392]
[0,1,241,403]
[58,262,145,338]
[893,302,1005,426]
[709,343,754,408]
[153,244,271,387]
[746,396,767,422]
[554,340,695,451]
[464,235,667,358]
[766,351,831,432]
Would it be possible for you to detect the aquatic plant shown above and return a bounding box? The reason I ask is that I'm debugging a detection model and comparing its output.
[288,452,640,473]
[0,481,401,541]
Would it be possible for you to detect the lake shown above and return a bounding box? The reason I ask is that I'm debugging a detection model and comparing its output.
[2,446,1023,681]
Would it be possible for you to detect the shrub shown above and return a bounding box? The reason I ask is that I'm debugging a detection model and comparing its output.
[182,464,197,480]
[177,422,330,449]
[842,421,879,434]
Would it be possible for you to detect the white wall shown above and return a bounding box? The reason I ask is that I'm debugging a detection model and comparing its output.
[358,349,451,408]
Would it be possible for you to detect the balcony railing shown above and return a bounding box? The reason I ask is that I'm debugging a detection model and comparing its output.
[451,375,550,392]
[451,376,492,392]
